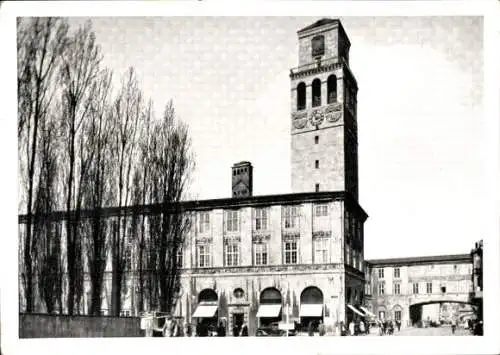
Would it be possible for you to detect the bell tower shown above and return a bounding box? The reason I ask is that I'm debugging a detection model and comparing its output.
[290,18,359,201]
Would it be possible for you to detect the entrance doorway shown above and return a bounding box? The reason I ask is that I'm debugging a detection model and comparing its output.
[232,313,244,336]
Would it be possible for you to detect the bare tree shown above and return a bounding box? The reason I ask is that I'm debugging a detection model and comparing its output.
[59,20,101,315]
[146,101,194,313]
[134,99,154,313]
[109,67,142,316]
[34,115,63,314]
[17,17,68,313]
[80,69,114,315]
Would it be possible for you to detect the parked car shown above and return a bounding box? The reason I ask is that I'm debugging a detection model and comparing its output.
[256,322,297,337]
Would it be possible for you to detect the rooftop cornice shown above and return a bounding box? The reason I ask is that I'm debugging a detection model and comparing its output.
[18,191,359,223]
[366,254,472,267]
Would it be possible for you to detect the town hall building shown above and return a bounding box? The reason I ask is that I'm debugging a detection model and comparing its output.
[18,18,479,336]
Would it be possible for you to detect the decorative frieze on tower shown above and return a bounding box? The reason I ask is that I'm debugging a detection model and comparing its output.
[290,18,359,201]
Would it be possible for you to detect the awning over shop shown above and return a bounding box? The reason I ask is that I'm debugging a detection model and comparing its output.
[360,306,376,317]
[256,304,282,318]
[192,305,218,318]
[299,304,323,317]
[347,304,365,317]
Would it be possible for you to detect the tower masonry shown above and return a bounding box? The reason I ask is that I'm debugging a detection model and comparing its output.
[290,18,359,201]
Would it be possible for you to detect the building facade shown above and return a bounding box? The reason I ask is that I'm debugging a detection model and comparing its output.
[364,254,474,327]
[469,240,483,322]
[17,18,482,337]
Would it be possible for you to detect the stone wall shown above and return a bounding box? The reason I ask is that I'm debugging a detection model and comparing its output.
[19,313,143,338]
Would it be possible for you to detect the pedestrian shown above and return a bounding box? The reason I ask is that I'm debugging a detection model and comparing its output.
[233,323,240,337]
[396,320,401,332]
[365,320,370,335]
[240,322,249,336]
[217,320,226,337]
[184,322,192,337]
[348,321,354,336]
[307,321,314,336]
[318,321,326,336]
[451,318,458,335]
[378,320,383,336]
[359,320,365,335]
[340,321,346,336]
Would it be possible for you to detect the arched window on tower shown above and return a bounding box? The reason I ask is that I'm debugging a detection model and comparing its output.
[327,75,337,104]
[297,82,306,110]
[312,79,321,107]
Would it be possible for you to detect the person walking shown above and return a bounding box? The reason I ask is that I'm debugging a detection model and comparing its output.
[359,320,365,335]
[318,321,326,336]
[217,321,226,337]
[396,320,401,332]
[233,323,240,337]
[184,322,192,337]
[451,318,457,335]
[240,322,249,336]
[307,321,314,336]
[348,321,355,336]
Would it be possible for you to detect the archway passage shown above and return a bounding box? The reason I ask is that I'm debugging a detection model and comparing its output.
[257,287,282,327]
[299,286,324,332]
[193,289,219,335]
[409,300,477,327]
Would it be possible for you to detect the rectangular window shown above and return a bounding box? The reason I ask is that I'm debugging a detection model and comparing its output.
[315,183,320,192]
[315,204,328,217]
[314,136,319,144]
[254,208,268,230]
[197,245,211,268]
[254,243,268,265]
[284,241,298,264]
[176,248,183,268]
[365,283,371,296]
[413,282,419,294]
[394,267,400,278]
[394,310,401,322]
[378,268,384,279]
[224,243,240,266]
[315,160,319,169]
[441,285,446,293]
[226,210,239,232]
[314,238,329,264]
[283,205,300,229]
[393,283,400,295]
[426,282,432,294]
[199,212,210,233]
[120,310,131,317]
[378,283,385,295]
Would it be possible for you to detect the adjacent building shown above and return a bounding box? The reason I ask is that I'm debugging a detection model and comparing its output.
[470,240,483,321]
[364,254,474,327]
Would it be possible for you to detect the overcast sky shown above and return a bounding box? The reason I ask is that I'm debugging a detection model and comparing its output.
[65,16,484,259]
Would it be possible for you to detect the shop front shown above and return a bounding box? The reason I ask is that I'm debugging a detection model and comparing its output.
[299,286,324,332]
[256,287,282,327]
[192,289,219,334]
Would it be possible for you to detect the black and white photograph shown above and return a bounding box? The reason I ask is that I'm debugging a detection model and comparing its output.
[1,1,500,355]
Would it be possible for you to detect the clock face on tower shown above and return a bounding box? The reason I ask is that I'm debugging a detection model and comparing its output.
[311,35,325,57]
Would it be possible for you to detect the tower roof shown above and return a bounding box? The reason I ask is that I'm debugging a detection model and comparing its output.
[298,18,340,34]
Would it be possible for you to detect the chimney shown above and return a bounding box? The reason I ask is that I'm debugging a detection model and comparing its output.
[231,161,253,198]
